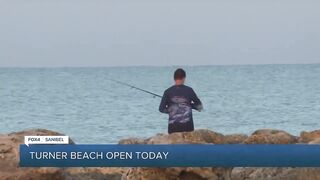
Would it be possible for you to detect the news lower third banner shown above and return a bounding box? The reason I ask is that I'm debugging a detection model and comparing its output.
[20,144,320,167]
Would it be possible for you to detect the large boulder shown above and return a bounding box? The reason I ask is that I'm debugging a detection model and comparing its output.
[4,128,320,180]
[145,129,225,144]
[119,138,148,145]
[232,129,319,180]
[63,167,123,180]
[120,129,232,180]
[300,130,320,143]
[244,129,298,144]
[0,129,122,180]
[0,129,69,180]
[231,168,291,180]
[124,167,231,180]
[231,168,320,180]
[224,134,248,144]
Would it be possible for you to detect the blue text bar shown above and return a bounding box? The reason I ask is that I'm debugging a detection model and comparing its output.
[20,144,320,167]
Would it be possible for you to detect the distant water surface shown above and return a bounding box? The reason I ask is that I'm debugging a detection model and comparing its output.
[1,65,320,143]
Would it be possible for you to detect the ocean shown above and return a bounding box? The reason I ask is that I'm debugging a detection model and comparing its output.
[1,64,320,143]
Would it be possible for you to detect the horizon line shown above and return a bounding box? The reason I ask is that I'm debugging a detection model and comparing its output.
[0,62,319,68]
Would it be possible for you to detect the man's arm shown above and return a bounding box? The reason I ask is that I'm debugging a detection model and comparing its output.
[190,89,203,112]
[159,91,169,114]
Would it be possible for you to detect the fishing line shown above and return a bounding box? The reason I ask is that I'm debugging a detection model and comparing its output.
[108,79,162,98]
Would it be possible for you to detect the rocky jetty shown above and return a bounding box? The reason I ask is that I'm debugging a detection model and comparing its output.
[0,129,69,180]
[1,128,320,180]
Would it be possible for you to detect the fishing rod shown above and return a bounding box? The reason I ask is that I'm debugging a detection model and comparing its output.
[109,79,162,98]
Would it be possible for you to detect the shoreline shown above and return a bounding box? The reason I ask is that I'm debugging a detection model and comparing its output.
[1,128,320,180]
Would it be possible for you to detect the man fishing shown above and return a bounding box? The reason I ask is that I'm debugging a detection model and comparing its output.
[159,68,203,134]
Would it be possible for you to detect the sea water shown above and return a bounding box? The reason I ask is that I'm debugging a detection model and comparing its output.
[1,64,320,143]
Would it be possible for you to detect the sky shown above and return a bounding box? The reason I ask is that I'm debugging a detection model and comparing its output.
[0,0,319,67]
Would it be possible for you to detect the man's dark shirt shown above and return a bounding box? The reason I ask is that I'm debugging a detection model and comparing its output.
[159,85,203,134]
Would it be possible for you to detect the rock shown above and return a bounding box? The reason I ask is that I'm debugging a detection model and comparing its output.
[0,129,123,180]
[224,134,248,144]
[231,129,302,180]
[120,129,231,180]
[123,167,231,180]
[123,168,172,180]
[275,168,320,180]
[119,138,147,144]
[145,129,225,144]
[231,168,290,180]
[308,138,320,144]
[244,129,297,144]
[231,167,320,180]
[0,129,70,180]
[232,129,320,180]
[64,168,123,180]
[4,128,320,180]
[300,130,320,143]
[119,131,246,145]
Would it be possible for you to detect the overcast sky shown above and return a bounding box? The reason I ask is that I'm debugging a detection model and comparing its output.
[0,0,319,67]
